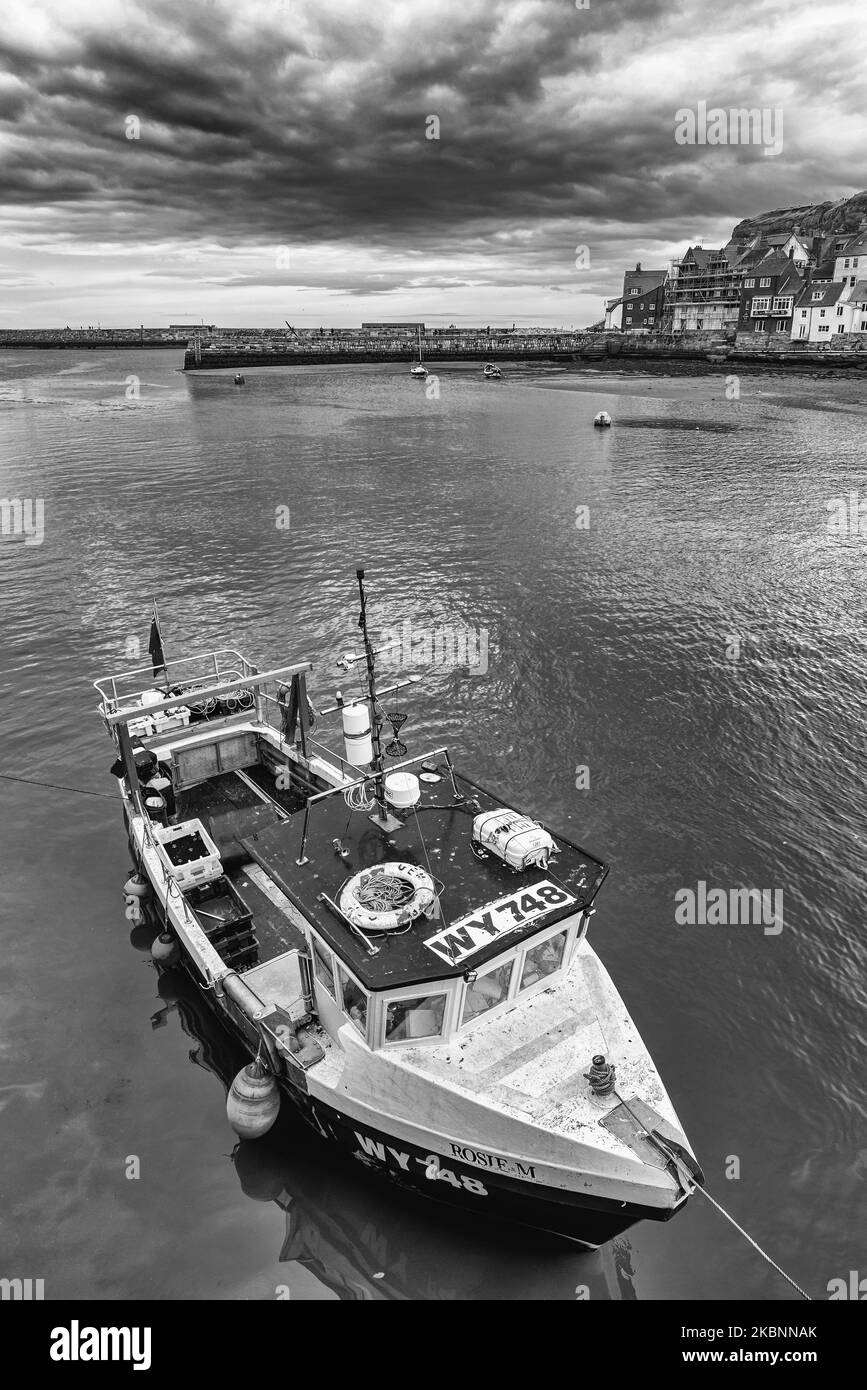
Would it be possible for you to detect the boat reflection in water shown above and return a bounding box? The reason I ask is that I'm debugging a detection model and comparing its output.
[150,961,639,1301]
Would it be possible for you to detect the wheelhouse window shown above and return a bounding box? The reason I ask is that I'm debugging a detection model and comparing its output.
[519,930,568,990]
[337,964,368,1036]
[385,993,447,1042]
[462,960,514,1026]
[311,937,336,998]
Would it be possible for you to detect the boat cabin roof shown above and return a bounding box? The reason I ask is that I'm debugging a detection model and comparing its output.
[239,763,607,991]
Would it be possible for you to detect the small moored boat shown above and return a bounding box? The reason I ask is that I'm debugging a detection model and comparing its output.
[96,574,701,1248]
[410,326,427,377]
[234,373,245,385]
[483,363,502,379]
[593,410,612,427]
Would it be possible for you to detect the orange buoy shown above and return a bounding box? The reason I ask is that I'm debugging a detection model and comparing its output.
[124,873,149,899]
[226,1060,280,1139]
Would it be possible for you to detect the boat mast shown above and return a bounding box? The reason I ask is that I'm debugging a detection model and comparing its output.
[355,566,398,829]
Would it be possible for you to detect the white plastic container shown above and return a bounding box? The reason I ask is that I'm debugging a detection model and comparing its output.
[472,809,558,872]
[342,701,373,767]
[385,772,421,810]
[152,706,191,736]
[153,817,222,890]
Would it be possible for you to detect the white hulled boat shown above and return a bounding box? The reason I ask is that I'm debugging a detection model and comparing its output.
[96,574,701,1248]
[410,326,427,376]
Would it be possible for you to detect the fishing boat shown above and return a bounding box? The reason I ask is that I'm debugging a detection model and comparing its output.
[160,966,637,1298]
[593,411,612,428]
[97,573,701,1249]
[410,326,427,377]
[483,363,502,379]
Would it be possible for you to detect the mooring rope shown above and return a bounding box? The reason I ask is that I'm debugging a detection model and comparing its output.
[613,1090,812,1301]
[689,1183,812,1301]
[0,772,118,800]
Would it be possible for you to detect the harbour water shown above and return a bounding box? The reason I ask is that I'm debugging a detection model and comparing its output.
[1,349,865,1300]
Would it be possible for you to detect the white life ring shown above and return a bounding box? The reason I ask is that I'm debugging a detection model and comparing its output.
[338,862,436,933]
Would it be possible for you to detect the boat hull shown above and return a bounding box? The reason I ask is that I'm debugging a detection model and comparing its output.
[180,961,685,1249]
[303,1103,686,1249]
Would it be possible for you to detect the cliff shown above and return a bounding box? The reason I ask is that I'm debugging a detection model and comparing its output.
[731,191,867,242]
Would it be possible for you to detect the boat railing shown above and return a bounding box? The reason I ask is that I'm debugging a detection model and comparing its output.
[257,691,356,781]
[95,651,313,727]
[94,648,257,715]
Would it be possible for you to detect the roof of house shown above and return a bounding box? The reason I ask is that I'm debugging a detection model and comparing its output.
[847,279,867,303]
[794,280,846,309]
[837,232,867,259]
[622,268,667,293]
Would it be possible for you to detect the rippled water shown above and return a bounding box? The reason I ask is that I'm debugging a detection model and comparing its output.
[1,349,864,1300]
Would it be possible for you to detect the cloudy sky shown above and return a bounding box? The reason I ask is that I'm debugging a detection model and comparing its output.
[0,0,863,327]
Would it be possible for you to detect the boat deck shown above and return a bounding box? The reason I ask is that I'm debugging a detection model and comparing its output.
[172,758,607,988]
[237,763,607,989]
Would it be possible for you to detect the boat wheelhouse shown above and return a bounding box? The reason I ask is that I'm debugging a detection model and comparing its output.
[96,575,701,1248]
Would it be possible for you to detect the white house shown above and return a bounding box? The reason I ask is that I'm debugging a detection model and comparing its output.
[832,231,867,291]
[790,280,848,341]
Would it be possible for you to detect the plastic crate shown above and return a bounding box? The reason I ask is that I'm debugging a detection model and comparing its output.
[153,818,222,890]
[152,706,191,736]
[128,714,155,740]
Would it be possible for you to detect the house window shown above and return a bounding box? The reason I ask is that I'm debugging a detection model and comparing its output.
[385,992,448,1042]
[648,316,655,323]
[776,321,787,332]
[812,291,823,300]
[798,326,807,338]
[854,258,859,268]
[844,259,850,267]
[850,277,856,287]
[759,278,772,287]
[639,302,645,310]
[772,297,793,314]
[754,320,766,332]
[819,309,826,317]
[837,324,846,333]
[519,930,568,991]
[461,960,515,1026]
[752,297,771,314]
[696,319,703,329]
[800,309,807,317]
[336,963,368,1036]
[818,325,829,332]
[837,306,844,315]
[744,278,755,288]
[625,317,632,324]
[311,937,336,998]
[862,320,867,330]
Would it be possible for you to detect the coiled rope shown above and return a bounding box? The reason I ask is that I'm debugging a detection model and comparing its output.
[344,779,376,812]
[354,873,415,913]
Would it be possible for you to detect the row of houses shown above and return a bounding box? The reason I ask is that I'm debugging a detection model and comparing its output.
[604,220,867,342]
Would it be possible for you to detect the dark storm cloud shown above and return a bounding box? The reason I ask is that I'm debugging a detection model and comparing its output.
[0,0,862,316]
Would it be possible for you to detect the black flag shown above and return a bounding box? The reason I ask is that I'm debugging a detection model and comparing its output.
[149,604,166,680]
